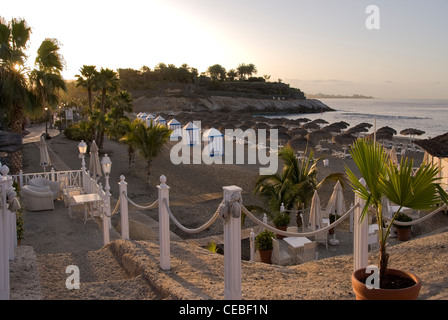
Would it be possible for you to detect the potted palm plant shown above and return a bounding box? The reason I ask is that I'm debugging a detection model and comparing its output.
[346,138,448,299]
[255,229,275,264]
[273,212,290,239]
[394,212,412,241]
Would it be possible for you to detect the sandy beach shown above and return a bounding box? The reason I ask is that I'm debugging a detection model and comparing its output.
[11,115,448,300]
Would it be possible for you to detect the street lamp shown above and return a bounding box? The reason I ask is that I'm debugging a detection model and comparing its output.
[101,154,112,245]
[78,140,87,171]
[44,107,48,138]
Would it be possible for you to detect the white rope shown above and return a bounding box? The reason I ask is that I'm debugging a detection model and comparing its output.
[163,198,221,234]
[382,204,447,226]
[241,203,359,237]
[124,192,159,210]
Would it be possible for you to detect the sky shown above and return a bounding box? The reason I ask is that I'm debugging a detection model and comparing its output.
[2,0,448,99]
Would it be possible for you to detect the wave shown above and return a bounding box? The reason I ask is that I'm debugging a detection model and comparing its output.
[339,112,431,120]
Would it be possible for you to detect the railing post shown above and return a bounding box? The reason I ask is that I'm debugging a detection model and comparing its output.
[158,175,170,271]
[119,175,129,240]
[353,178,368,271]
[222,185,242,300]
[0,165,11,300]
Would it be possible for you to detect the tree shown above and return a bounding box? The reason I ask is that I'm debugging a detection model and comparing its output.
[207,64,226,81]
[75,65,98,111]
[254,145,345,225]
[120,119,171,187]
[1,18,65,174]
[30,38,67,131]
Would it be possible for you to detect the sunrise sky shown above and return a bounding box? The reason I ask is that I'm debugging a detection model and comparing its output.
[2,0,447,99]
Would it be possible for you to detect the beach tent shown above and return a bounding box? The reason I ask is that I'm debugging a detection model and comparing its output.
[168,118,182,140]
[203,128,224,157]
[145,114,155,126]
[155,115,167,126]
[182,122,200,146]
[138,112,148,119]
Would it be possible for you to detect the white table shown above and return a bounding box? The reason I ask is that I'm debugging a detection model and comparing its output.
[72,193,102,223]
[283,237,312,264]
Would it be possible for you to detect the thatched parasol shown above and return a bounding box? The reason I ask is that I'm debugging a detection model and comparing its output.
[333,132,358,146]
[413,132,448,158]
[306,129,333,142]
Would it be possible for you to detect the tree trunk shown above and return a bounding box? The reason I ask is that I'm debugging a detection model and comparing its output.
[8,103,24,174]
[379,245,389,289]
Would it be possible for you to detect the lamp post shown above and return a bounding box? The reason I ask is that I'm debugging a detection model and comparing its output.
[101,154,112,245]
[44,107,48,138]
[78,140,87,171]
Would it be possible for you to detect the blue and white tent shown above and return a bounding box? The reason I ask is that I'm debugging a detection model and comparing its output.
[203,127,224,157]
[168,118,182,140]
[182,122,200,146]
[155,115,167,126]
[145,114,156,126]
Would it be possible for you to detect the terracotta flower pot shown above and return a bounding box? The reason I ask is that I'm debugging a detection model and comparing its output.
[259,249,272,264]
[397,227,411,241]
[275,225,287,239]
[352,268,422,300]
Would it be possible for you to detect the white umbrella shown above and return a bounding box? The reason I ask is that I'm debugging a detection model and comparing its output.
[308,190,323,230]
[39,136,51,172]
[326,180,346,217]
[89,140,102,180]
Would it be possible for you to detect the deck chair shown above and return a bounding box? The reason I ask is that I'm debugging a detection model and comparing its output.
[297,241,316,263]
[271,237,292,266]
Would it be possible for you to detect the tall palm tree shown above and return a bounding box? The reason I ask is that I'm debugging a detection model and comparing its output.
[75,65,98,111]
[254,145,345,225]
[120,119,171,187]
[0,18,36,174]
[30,38,67,131]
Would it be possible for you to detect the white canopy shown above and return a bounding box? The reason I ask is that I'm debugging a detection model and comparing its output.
[182,122,200,146]
[203,128,224,156]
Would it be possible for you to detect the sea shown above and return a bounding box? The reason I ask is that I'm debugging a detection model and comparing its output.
[265,98,448,140]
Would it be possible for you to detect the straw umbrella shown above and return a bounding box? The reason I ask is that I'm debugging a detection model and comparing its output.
[39,135,51,172]
[89,140,102,181]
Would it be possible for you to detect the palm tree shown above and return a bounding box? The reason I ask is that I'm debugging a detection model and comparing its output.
[30,38,67,132]
[0,18,37,173]
[254,145,345,225]
[120,119,171,187]
[75,65,98,111]
[347,138,448,288]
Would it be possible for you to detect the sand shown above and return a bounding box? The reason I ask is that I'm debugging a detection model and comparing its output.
[11,117,448,300]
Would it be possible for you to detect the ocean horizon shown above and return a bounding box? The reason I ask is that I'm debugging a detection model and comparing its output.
[263,98,447,140]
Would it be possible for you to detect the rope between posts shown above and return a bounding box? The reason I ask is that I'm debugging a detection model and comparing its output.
[382,204,447,226]
[163,198,221,234]
[241,203,359,238]
[123,192,159,210]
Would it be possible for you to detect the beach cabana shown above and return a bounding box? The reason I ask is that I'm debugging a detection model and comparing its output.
[203,128,224,157]
[168,118,182,140]
[182,122,200,146]
[155,115,167,126]
[145,114,155,126]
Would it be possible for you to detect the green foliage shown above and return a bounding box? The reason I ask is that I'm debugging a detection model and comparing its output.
[394,212,412,229]
[255,229,274,251]
[64,121,92,141]
[273,212,290,227]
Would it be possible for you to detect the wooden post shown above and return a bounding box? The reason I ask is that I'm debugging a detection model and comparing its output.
[158,175,170,271]
[119,175,129,240]
[354,178,368,271]
[222,185,242,300]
